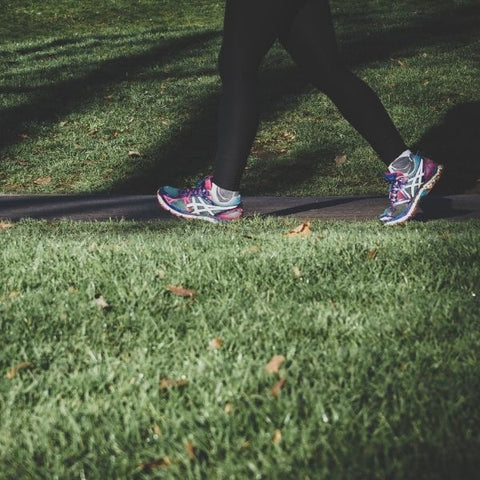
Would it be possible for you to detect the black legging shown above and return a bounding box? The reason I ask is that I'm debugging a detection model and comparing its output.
[213,0,407,191]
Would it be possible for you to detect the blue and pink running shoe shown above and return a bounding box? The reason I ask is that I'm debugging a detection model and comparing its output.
[157,176,243,223]
[380,153,443,226]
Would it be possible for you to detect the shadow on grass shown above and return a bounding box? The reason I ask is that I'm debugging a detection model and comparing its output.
[0,28,220,150]
[415,101,480,194]
[1,2,479,195]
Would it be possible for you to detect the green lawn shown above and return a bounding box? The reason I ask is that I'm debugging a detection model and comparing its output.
[1,0,479,196]
[1,2,480,478]
[1,218,480,479]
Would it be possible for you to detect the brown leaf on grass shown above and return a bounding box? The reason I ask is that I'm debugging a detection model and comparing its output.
[271,376,287,398]
[153,424,162,437]
[160,378,189,390]
[208,338,224,350]
[137,457,171,471]
[128,150,142,158]
[272,429,282,445]
[185,442,196,461]
[87,128,98,136]
[366,249,379,260]
[334,154,347,165]
[94,294,112,311]
[8,291,21,299]
[6,361,32,379]
[34,177,51,186]
[397,59,406,68]
[68,285,77,293]
[0,222,15,230]
[265,355,286,374]
[224,403,234,414]
[293,266,302,278]
[246,245,261,253]
[167,284,197,298]
[285,222,311,237]
[156,269,166,278]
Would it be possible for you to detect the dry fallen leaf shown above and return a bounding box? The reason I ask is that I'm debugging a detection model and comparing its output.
[265,355,286,374]
[366,249,379,260]
[167,284,197,298]
[34,177,51,186]
[285,222,311,237]
[94,294,111,310]
[160,378,189,390]
[397,59,406,68]
[334,154,347,165]
[156,269,166,278]
[293,266,302,278]
[224,403,234,414]
[185,442,196,461]
[8,291,21,299]
[6,361,32,379]
[68,285,77,293]
[246,245,261,253]
[0,222,15,230]
[209,338,224,350]
[128,150,142,158]
[87,128,98,136]
[137,457,171,471]
[271,376,287,398]
[153,424,162,437]
[272,429,282,444]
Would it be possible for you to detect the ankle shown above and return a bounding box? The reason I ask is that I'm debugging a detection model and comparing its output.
[210,181,241,206]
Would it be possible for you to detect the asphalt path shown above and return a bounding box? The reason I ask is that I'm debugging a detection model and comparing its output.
[1,194,479,222]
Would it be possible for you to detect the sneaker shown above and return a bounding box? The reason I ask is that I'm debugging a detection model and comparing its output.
[380,153,443,225]
[157,176,243,223]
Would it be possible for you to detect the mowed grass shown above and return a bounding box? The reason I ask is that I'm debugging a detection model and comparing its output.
[1,218,480,479]
[1,0,480,195]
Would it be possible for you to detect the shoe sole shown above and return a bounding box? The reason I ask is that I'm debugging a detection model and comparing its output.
[156,191,241,224]
[383,164,444,226]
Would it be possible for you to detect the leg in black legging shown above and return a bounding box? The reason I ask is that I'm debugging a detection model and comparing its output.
[213,0,289,191]
[279,0,407,165]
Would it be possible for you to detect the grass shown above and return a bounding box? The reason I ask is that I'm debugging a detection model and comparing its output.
[1,218,480,479]
[1,2,480,478]
[1,0,480,195]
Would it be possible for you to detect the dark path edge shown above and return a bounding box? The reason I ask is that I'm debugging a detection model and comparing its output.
[0,194,479,222]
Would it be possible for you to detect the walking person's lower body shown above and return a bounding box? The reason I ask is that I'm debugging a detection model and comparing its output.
[157,0,442,225]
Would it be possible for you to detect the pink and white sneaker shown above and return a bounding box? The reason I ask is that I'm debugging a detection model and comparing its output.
[380,153,443,226]
[157,176,243,223]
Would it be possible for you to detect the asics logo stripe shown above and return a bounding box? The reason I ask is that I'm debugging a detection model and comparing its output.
[187,196,237,216]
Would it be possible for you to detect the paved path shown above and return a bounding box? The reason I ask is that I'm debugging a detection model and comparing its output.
[0,194,479,221]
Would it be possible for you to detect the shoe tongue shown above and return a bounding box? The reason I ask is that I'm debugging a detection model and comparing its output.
[389,155,413,174]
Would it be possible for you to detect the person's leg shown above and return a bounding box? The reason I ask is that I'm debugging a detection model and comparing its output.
[279,0,407,165]
[279,0,442,225]
[213,0,297,191]
[157,0,299,223]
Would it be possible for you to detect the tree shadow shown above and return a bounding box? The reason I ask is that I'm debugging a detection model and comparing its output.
[415,101,480,194]
[0,28,220,152]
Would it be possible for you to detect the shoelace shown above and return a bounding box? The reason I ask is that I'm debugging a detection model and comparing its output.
[179,178,209,198]
[384,172,406,206]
